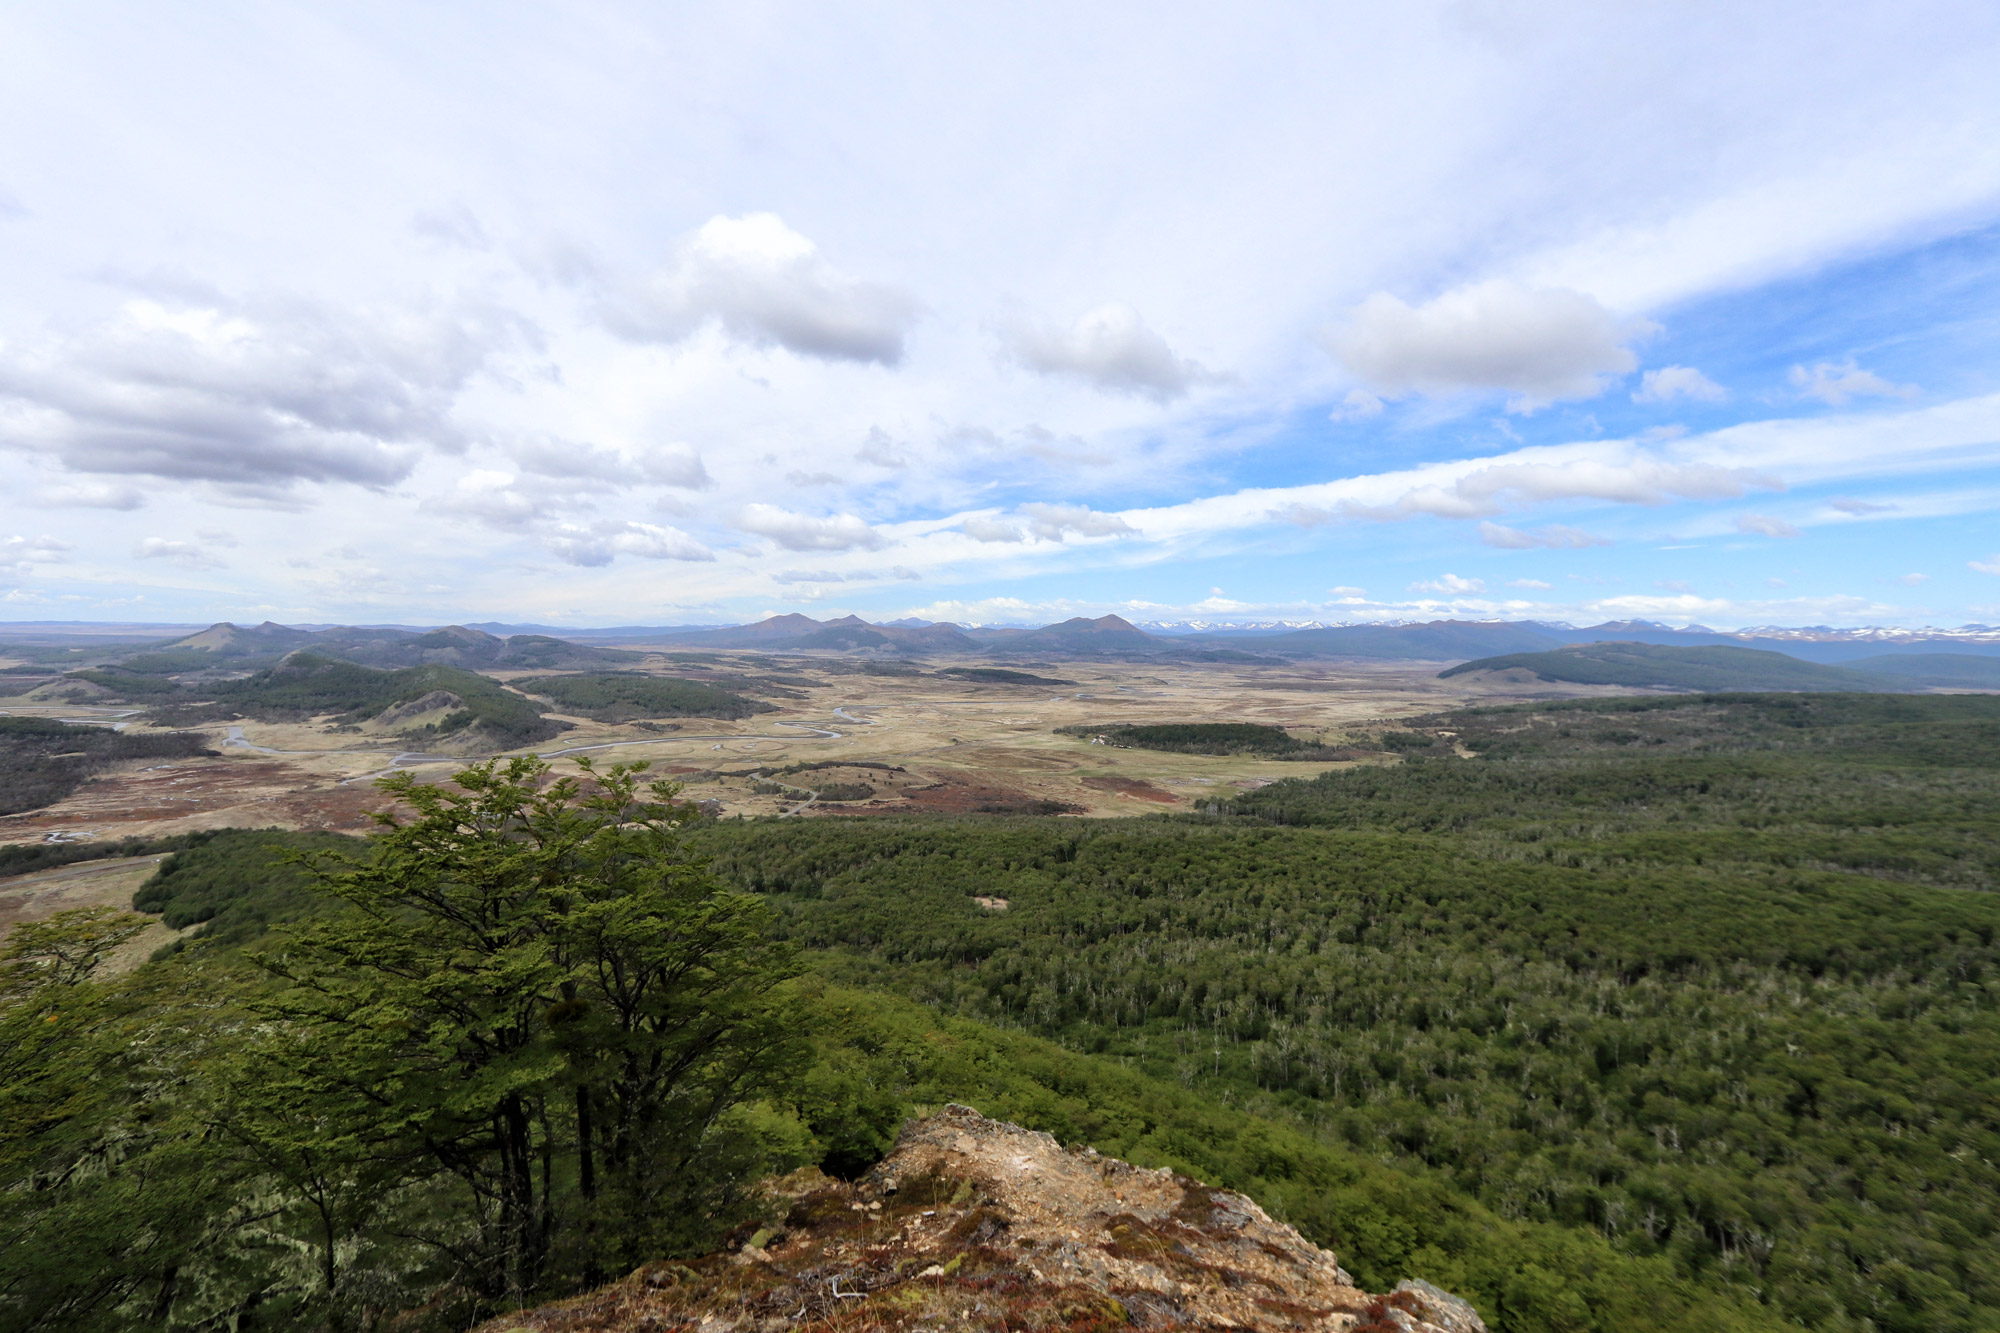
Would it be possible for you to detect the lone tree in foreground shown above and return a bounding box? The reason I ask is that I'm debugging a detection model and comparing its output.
[257,756,801,1309]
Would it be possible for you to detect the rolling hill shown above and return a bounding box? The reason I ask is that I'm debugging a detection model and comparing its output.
[985,613,1161,655]
[1437,641,1890,691]
[146,621,645,670]
[1844,652,2000,688]
[150,652,565,745]
[1240,619,1567,660]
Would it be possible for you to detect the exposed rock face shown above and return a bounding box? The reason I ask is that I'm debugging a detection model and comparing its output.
[477,1105,1488,1333]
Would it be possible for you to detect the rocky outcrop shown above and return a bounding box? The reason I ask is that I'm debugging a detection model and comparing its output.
[477,1104,1488,1332]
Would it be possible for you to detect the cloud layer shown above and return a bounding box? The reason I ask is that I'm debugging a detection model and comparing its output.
[1328,281,1645,407]
[601,214,918,365]
[1006,304,1208,401]
[0,296,510,489]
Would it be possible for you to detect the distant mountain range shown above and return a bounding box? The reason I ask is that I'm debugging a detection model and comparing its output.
[1441,642,2000,692]
[132,621,645,671]
[8,614,2000,667]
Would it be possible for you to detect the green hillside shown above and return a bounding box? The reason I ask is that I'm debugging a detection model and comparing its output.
[1439,641,1886,691]
[150,652,563,745]
[694,693,2000,1332]
[1847,651,2000,688]
[514,671,774,721]
[0,829,1780,1333]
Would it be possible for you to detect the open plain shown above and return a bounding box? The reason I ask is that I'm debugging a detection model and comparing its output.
[0,650,1609,848]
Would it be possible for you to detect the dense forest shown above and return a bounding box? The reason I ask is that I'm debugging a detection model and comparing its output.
[1055,721,1318,755]
[4,691,1997,1330]
[0,716,216,815]
[513,671,773,721]
[695,693,2000,1333]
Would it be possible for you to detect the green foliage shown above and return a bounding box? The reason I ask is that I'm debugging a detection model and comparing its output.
[1242,693,2000,888]
[132,828,361,950]
[690,707,2000,1333]
[256,756,803,1306]
[0,910,224,1332]
[799,985,1788,1333]
[1057,721,1311,755]
[514,671,773,722]
[1438,642,1886,691]
[0,831,212,880]
[0,717,216,816]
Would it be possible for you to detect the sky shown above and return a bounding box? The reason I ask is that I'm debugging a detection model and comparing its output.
[4,2,2000,631]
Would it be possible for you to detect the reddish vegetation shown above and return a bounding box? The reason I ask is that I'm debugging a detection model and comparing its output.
[1080,775,1179,804]
[0,757,386,847]
[863,775,1079,817]
[474,1106,1488,1333]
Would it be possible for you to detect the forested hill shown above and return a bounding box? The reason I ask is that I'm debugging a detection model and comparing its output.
[1438,641,1887,691]
[695,692,2000,1332]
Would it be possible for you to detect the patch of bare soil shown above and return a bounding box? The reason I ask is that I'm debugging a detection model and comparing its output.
[476,1105,1489,1333]
[0,854,185,973]
[0,756,385,845]
[1080,774,1180,804]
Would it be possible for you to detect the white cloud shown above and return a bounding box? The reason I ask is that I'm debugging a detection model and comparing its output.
[961,516,1025,543]
[134,536,226,569]
[0,534,71,578]
[1972,555,2000,576]
[1829,498,1895,514]
[1330,585,1366,596]
[855,428,909,469]
[1409,573,1485,594]
[1017,503,1136,541]
[1633,365,1728,404]
[1346,455,1772,522]
[786,470,842,487]
[512,436,712,490]
[774,569,845,584]
[1507,578,1553,589]
[1326,280,1645,407]
[1735,513,1801,538]
[33,479,144,509]
[1895,572,1928,586]
[544,520,713,567]
[1006,304,1209,401]
[736,503,888,551]
[426,470,546,528]
[601,213,917,365]
[1478,521,1611,549]
[0,295,512,487]
[409,203,490,251]
[1330,389,1385,421]
[1789,359,1918,406]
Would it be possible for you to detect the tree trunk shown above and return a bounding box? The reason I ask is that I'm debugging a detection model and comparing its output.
[576,1085,597,1201]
